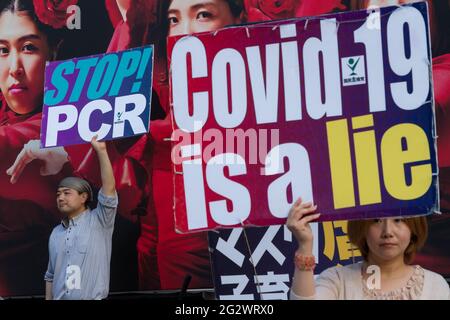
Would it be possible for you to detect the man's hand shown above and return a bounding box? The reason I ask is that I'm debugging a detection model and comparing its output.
[6,140,69,184]
[91,135,107,154]
[91,136,115,196]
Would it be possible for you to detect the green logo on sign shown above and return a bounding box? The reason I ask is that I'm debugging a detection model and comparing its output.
[347,57,360,76]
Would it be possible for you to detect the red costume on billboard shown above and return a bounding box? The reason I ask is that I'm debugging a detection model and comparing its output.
[433,54,450,211]
[0,105,60,296]
[91,2,214,290]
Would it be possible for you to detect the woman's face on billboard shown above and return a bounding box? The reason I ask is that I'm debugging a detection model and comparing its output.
[168,0,241,36]
[0,11,49,114]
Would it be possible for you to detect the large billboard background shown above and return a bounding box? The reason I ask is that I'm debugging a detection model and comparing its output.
[0,0,448,298]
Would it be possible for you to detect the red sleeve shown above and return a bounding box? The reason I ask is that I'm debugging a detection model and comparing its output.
[105,0,122,28]
[0,113,41,151]
[0,114,59,211]
[433,55,450,115]
[433,54,450,211]
[433,54,450,167]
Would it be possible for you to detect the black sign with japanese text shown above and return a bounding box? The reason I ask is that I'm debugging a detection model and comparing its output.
[208,223,363,300]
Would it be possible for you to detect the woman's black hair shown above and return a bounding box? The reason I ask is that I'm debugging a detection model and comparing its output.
[0,0,63,55]
[225,0,245,18]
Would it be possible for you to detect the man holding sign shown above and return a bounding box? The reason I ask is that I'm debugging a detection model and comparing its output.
[44,136,117,300]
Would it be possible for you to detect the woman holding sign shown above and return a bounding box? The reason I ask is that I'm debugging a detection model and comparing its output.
[0,0,74,296]
[351,0,450,293]
[287,199,450,299]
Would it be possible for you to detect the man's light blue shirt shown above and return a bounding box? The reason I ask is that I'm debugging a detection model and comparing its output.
[44,190,118,300]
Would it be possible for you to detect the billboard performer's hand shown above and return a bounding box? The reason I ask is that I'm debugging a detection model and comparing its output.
[6,140,69,184]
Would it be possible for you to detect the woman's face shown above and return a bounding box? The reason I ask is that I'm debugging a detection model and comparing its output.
[0,11,50,114]
[366,218,412,263]
[168,0,241,36]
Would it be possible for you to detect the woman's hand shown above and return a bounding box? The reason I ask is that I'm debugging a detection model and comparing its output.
[286,197,320,254]
[6,140,69,184]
